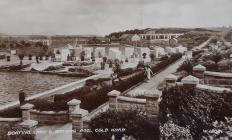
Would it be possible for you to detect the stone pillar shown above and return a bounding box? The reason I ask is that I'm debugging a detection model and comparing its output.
[107,90,121,111]
[68,99,81,120]
[165,74,177,88]
[181,75,199,89]
[20,103,34,121]
[71,109,88,140]
[193,64,206,80]
[18,120,38,140]
[145,90,159,125]
[83,117,91,129]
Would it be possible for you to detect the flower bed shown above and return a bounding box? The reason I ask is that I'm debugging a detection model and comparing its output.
[86,110,159,140]
[160,85,232,139]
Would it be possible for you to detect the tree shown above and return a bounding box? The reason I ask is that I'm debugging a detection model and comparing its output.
[18,54,24,65]
[210,51,223,71]
[142,53,147,59]
[150,53,155,62]
[177,59,194,74]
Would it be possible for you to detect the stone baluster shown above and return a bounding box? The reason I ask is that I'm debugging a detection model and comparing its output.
[20,103,34,121]
[107,90,121,111]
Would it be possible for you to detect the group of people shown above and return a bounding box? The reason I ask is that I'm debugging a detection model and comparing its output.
[111,61,154,83]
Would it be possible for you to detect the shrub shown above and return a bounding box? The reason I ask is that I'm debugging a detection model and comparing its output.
[159,85,232,139]
[87,110,159,140]
[177,59,194,74]
[0,106,21,118]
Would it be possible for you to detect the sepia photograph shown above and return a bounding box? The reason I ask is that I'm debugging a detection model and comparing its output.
[0,0,232,139]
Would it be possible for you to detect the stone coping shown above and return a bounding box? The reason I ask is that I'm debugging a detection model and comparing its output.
[196,84,231,93]
[181,75,199,85]
[20,103,34,110]
[20,120,38,128]
[165,74,178,81]
[205,71,232,78]
[85,102,109,119]
[0,117,21,122]
[118,96,146,104]
[71,109,88,118]
[31,109,67,115]
[108,90,121,97]
[67,99,81,106]
[193,64,206,71]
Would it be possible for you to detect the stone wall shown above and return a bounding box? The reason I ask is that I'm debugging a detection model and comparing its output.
[30,110,69,125]
[71,90,160,140]
[117,96,146,112]
[204,78,232,88]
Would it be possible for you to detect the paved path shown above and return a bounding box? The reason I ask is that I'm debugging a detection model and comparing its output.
[36,123,72,140]
[127,57,185,97]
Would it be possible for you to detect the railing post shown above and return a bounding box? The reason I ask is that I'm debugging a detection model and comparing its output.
[107,90,121,111]
[71,108,88,140]
[193,64,206,83]
[145,90,160,125]
[20,103,34,121]
[181,75,199,89]
[68,99,81,121]
[165,74,177,88]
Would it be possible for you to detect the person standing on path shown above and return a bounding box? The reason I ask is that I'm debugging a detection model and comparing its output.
[144,64,154,81]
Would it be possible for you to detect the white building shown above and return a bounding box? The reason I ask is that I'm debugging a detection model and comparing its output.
[83,47,93,58]
[175,45,187,54]
[108,48,122,60]
[54,47,70,62]
[131,34,141,42]
[165,47,176,54]
[125,47,135,58]
[153,46,166,58]
[94,47,106,58]
[135,47,150,58]
[140,28,184,42]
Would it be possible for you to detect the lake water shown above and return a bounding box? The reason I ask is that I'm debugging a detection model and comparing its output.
[0,71,81,105]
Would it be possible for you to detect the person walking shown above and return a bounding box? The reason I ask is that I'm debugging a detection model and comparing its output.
[144,64,154,81]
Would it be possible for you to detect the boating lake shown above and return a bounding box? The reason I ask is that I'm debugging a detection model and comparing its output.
[0,71,81,105]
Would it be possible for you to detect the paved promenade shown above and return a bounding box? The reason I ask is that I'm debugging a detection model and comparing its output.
[126,56,185,97]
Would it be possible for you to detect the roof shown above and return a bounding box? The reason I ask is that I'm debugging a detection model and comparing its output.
[181,75,199,85]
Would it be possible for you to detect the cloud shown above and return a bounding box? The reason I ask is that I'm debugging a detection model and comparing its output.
[0,0,231,35]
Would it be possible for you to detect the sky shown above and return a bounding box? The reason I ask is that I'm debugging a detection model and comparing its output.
[0,0,231,36]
